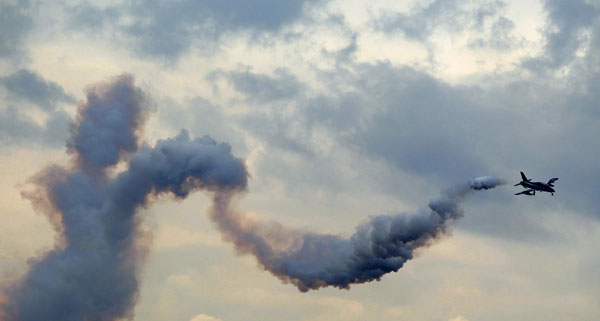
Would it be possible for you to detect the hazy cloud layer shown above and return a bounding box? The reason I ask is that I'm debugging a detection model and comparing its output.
[1,69,75,111]
[0,1,33,62]
[524,0,600,70]
[0,69,75,148]
[217,67,305,104]
[0,106,70,148]
[68,0,327,59]
[373,0,520,52]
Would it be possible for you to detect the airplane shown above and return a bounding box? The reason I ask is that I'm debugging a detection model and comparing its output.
[514,171,558,196]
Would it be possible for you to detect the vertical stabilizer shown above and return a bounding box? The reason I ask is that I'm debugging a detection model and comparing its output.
[520,171,528,181]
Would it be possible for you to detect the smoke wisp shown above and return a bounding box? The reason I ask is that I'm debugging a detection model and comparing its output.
[1,75,504,320]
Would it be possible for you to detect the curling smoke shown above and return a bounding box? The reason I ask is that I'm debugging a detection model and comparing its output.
[0,75,247,321]
[209,175,504,291]
[1,75,504,320]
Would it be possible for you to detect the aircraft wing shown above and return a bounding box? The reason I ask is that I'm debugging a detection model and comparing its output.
[547,177,559,186]
[515,189,535,196]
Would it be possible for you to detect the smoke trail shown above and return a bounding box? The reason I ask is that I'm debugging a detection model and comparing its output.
[1,74,504,320]
[0,75,247,321]
[209,176,504,292]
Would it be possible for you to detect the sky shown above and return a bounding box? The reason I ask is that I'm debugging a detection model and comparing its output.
[1,0,599,320]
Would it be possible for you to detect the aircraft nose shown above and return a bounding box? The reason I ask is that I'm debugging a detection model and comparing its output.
[550,187,555,192]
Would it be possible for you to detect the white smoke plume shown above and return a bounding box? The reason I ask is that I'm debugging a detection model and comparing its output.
[0,74,505,320]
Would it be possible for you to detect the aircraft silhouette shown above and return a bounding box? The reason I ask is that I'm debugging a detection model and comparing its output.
[514,171,558,196]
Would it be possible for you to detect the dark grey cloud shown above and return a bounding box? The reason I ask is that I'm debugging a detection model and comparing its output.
[374,0,501,38]
[223,63,491,183]
[217,66,362,154]
[375,0,464,40]
[0,69,75,148]
[344,61,600,223]
[68,0,327,60]
[347,63,490,182]
[217,67,305,104]
[468,16,520,50]
[1,69,75,111]
[0,1,33,62]
[373,0,520,52]
[523,0,600,71]
[214,67,321,158]
[0,105,70,148]
[69,2,120,30]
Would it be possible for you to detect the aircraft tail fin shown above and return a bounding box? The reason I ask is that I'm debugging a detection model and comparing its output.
[520,171,529,181]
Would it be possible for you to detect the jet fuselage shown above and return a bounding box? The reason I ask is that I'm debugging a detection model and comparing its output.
[518,181,555,194]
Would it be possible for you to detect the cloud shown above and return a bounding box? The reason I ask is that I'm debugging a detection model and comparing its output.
[0,69,75,111]
[67,0,328,60]
[0,69,75,148]
[222,63,491,183]
[348,63,489,182]
[190,314,223,321]
[0,106,70,148]
[373,0,519,51]
[468,16,520,50]
[523,0,599,70]
[0,1,33,62]
[217,67,305,103]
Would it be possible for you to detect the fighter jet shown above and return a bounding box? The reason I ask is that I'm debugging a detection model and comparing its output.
[514,171,558,196]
